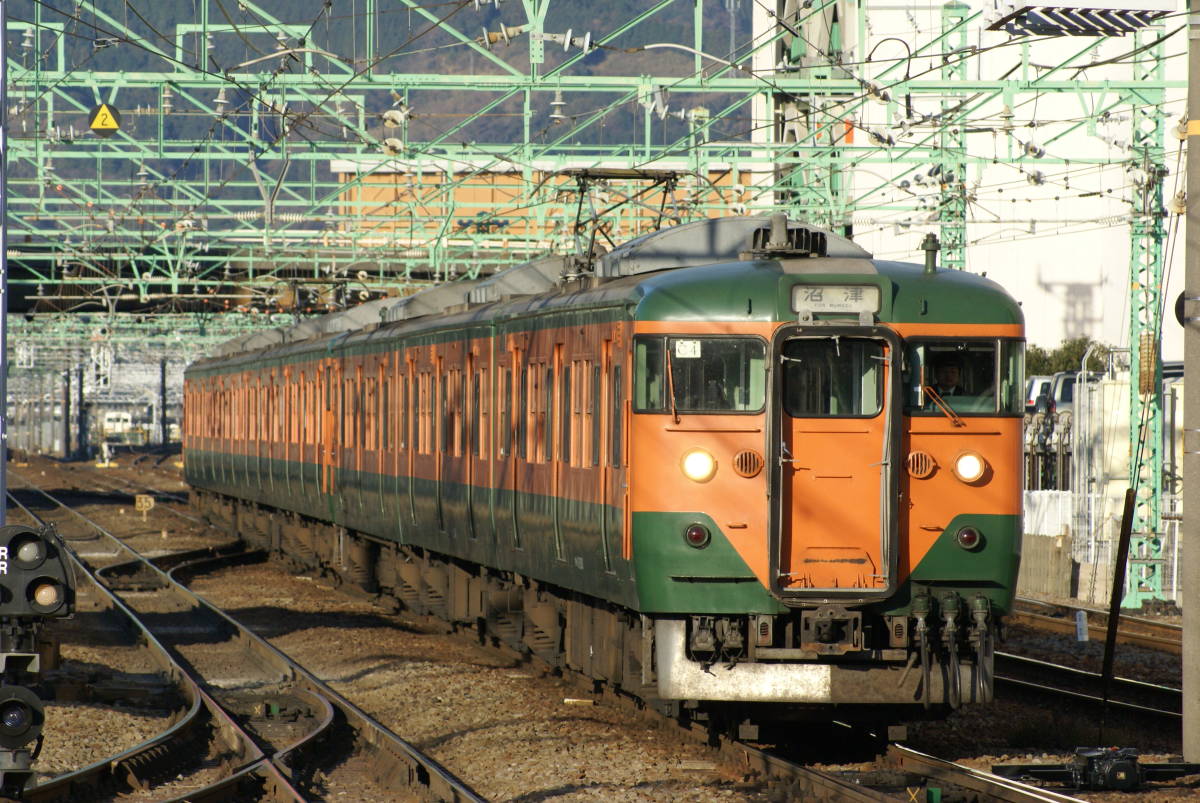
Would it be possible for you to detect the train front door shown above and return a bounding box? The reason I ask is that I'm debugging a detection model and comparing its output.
[770,328,899,601]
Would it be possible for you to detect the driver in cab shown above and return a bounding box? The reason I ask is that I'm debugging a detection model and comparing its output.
[931,356,964,396]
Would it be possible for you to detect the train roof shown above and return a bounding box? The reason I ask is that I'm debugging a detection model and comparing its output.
[205,216,860,359]
[198,215,1019,369]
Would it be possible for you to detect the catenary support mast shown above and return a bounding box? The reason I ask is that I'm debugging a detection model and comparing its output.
[1182,0,1200,764]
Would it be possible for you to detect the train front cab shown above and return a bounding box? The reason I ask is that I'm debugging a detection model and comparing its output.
[632,279,1024,717]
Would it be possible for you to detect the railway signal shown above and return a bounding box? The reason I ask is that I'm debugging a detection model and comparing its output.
[0,524,76,798]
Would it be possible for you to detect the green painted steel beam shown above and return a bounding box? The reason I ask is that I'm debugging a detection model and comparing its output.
[1124,28,1168,609]
[3,2,1180,376]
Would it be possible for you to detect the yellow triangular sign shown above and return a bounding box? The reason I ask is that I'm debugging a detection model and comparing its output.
[91,104,119,130]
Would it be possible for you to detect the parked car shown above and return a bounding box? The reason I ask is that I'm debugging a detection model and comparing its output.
[1025,375,1053,414]
[1047,370,1102,416]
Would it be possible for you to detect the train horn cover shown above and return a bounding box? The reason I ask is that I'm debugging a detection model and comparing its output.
[0,526,74,618]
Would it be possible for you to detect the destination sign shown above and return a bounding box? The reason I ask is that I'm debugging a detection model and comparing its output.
[792,285,880,315]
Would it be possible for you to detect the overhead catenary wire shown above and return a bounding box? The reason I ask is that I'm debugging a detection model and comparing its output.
[12,0,1187,287]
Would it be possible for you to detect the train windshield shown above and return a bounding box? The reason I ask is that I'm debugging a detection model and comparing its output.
[904,339,1024,415]
[779,338,885,417]
[634,336,766,413]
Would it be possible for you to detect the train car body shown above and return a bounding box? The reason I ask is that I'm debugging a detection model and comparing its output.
[185,215,1024,731]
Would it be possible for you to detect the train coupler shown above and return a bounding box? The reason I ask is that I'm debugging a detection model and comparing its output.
[798,605,862,654]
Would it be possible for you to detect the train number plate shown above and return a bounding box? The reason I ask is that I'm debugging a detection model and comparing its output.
[792,285,880,314]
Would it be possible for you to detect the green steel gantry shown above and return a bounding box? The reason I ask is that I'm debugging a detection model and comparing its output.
[1125,27,1169,608]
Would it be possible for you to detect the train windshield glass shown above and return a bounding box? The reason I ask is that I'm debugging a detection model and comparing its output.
[904,339,1024,415]
[634,336,766,413]
[780,338,884,417]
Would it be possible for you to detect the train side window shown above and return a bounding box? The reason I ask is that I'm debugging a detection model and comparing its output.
[382,377,390,451]
[459,370,467,456]
[591,363,601,467]
[501,368,512,458]
[356,370,365,450]
[370,377,379,451]
[479,368,489,460]
[560,363,571,466]
[544,365,554,463]
[1000,340,1025,415]
[399,372,408,450]
[471,370,481,459]
[297,372,305,445]
[417,373,427,454]
[518,365,528,460]
[634,337,665,411]
[341,377,350,444]
[441,372,451,455]
[611,365,622,468]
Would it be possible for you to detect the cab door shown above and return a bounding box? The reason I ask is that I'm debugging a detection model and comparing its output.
[769,327,900,602]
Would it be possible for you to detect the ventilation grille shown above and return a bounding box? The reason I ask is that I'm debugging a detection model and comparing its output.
[733,450,764,478]
[907,451,936,479]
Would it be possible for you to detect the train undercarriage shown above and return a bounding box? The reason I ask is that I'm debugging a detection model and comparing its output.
[193,489,995,742]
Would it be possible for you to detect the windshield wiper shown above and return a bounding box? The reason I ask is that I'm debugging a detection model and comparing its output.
[922,383,964,427]
[920,362,963,426]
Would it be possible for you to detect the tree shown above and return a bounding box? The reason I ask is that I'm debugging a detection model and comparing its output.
[1027,336,1109,375]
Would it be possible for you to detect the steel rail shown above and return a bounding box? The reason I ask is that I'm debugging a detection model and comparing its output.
[733,742,891,802]
[5,487,288,802]
[168,550,485,802]
[12,475,483,802]
[996,652,1181,716]
[1012,598,1181,655]
[71,470,200,524]
[888,745,1086,803]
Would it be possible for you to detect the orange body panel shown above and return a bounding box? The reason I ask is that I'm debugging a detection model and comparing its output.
[628,319,1024,595]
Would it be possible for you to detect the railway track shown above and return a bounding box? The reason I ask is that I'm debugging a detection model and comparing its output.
[732,742,1086,801]
[13,459,1109,801]
[995,652,1181,721]
[1011,597,1181,654]
[8,473,481,802]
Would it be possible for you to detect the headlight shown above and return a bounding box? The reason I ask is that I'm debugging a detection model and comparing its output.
[680,449,717,482]
[953,451,986,483]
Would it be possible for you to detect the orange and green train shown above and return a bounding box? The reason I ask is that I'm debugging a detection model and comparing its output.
[185,215,1023,728]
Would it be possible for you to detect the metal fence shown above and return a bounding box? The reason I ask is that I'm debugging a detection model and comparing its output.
[1023,489,1182,607]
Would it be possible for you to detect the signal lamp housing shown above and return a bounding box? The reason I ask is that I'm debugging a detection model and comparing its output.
[0,525,74,619]
[683,524,711,549]
[0,686,43,750]
[955,526,983,551]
